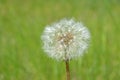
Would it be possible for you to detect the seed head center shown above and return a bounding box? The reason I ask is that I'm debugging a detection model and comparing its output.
[58,32,74,45]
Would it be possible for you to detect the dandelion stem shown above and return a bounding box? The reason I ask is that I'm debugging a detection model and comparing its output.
[65,60,70,80]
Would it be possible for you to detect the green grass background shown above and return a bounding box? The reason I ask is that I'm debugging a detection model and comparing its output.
[0,0,120,80]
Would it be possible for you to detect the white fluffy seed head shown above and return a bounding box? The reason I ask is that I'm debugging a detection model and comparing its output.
[41,18,91,61]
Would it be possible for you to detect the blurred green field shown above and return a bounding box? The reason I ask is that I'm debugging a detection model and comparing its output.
[0,0,120,80]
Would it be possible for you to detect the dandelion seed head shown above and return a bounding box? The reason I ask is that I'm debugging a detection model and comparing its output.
[41,18,90,61]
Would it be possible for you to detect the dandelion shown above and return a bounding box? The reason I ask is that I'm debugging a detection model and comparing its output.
[41,18,91,80]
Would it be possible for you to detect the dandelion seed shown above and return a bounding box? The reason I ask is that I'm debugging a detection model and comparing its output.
[41,18,90,61]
